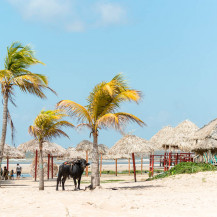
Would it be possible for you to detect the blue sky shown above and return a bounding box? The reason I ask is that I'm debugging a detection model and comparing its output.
[0,0,217,148]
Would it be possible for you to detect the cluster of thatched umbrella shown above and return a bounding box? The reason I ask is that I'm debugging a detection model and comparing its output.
[4,118,217,182]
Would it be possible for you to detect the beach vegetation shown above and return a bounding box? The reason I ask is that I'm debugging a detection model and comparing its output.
[29,109,74,190]
[56,73,145,189]
[0,42,55,175]
[147,162,217,180]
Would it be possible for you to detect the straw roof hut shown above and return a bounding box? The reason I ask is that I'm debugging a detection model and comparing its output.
[17,140,66,157]
[64,147,86,160]
[98,144,109,155]
[76,140,93,152]
[109,135,153,155]
[189,118,217,153]
[163,120,199,152]
[3,144,25,159]
[149,126,174,151]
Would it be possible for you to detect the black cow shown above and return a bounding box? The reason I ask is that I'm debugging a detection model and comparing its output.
[56,159,89,191]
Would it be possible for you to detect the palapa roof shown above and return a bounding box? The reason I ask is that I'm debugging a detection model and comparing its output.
[98,144,109,155]
[103,153,131,160]
[17,140,66,157]
[64,147,86,159]
[189,118,217,152]
[163,120,199,151]
[109,135,153,155]
[76,140,93,152]
[3,144,25,159]
[149,126,174,150]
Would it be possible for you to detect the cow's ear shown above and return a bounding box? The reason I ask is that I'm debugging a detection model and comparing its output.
[86,163,90,166]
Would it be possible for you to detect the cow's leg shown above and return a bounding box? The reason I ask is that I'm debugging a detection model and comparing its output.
[62,176,67,191]
[73,178,77,190]
[78,177,81,190]
[56,174,62,191]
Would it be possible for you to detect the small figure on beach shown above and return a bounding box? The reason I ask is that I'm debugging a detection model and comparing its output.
[3,166,8,180]
[10,170,14,180]
[16,163,22,179]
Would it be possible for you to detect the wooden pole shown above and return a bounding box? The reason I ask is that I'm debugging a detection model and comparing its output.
[7,156,9,170]
[141,157,143,175]
[115,159,117,176]
[47,154,50,180]
[51,156,53,179]
[151,155,154,177]
[132,153,136,182]
[86,151,88,177]
[128,158,130,175]
[100,154,102,177]
[35,150,38,181]
[168,152,171,170]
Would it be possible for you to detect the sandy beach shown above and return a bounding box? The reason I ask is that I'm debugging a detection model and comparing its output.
[1,171,217,217]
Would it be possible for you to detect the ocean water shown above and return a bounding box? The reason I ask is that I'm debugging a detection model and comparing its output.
[2,158,150,165]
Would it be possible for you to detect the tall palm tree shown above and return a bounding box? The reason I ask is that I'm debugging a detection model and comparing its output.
[57,74,145,189]
[0,42,55,170]
[29,109,74,190]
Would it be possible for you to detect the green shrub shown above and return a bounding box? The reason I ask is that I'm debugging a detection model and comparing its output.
[147,162,217,181]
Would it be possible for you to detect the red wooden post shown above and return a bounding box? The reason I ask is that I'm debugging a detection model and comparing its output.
[164,152,166,171]
[149,154,152,173]
[86,151,88,177]
[175,153,178,165]
[35,150,38,181]
[188,153,190,162]
[128,158,130,175]
[151,155,154,177]
[115,159,117,176]
[132,153,136,182]
[7,156,9,170]
[47,154,50,180]
[100,154,102,177]
[168,152,171,169]
[51,156,54,179]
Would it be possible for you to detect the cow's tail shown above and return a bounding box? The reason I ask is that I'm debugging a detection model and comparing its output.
[56,170,62,191]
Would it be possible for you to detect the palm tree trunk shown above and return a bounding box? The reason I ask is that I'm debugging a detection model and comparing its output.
[91,131,100,189]
[0,92,9,180]
[39,142,44,190]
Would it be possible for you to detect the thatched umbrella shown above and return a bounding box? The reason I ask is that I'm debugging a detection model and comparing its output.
[3,144,25,170]
[150,126,174,151]
[109,135,153,182]
[76,140,93,176]
[189,119,217,157]
[103,153,131,176]
[64,147,86,160]
[17,140,66,180]
[98,144,109,177]
[163,120,199,152]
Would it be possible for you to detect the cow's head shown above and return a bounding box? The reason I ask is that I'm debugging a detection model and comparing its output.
[78,159,90,169]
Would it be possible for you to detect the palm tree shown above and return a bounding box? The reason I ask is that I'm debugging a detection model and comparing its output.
[57,74,145,189]
[0,42,55,171]
[29,109,74,190]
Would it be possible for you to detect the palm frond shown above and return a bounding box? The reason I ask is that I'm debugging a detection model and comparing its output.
[96,112,146,131]
[56,100,92,124]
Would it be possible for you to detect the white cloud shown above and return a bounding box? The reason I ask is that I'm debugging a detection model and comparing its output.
[95,2,126,26]
[6,0,127,32]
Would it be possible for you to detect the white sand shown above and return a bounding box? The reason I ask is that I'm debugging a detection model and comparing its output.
[1,171,217,217]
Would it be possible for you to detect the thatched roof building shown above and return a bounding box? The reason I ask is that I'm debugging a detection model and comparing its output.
[64,147,86,159]
[98,144,109,155]
[76,140,93,152]
[109,135,153,155]
[163,120,199,151]
[189,118,217,153]
[17,140,66,157]
[3,144,25,159]
[149,126,174,150]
